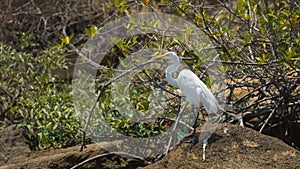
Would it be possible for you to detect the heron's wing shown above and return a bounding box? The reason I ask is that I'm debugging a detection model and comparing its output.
[177,69,219,114]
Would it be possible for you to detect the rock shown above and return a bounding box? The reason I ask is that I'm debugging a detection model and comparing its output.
[1,123,299,169]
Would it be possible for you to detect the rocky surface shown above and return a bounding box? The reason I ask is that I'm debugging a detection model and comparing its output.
[0,123,299,169]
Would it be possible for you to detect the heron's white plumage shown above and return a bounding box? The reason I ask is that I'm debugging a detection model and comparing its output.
[153,52,219,114]
[152,52,221,151]
[176,69,218,114]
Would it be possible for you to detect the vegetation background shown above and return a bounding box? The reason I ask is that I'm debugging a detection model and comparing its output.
[0,0,299,154]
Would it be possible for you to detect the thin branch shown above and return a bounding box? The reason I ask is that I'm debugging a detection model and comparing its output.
[165,101,188,155]
[70,151,150,169]
[142,69,181,98]
[259,99,280,133]
[234,81,273,105]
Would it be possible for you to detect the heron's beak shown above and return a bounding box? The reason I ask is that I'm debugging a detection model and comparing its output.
[151,53,168,60]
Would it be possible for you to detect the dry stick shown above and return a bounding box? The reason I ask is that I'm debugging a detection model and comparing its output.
[80,59,156,151]
[0,87,21,123]
[161,117,194,131]
[142,69,180,98]
[234,81,272,105]
[165,102,188,155]
[246,0,256,61]
[67,43,125,73]
[134,116,194,131]
[70,151,151,169]
[259,98,282,133]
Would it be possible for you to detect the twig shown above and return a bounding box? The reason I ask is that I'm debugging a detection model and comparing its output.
[165,101,188,155]
[259,98,282,133]
[246,0,255,61]
[142,70,181,98]
[133,116,194,131]
[70,151,150,169]
[161,117,194,131]
[234,81,273,105]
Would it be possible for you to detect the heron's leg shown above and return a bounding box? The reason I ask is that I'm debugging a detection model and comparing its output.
[190,106,199,148]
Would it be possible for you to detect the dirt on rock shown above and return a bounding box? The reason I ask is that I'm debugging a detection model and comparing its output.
[0,125,31,165]
[0,125,144,169]
[0,123,299,169]
[144,123,300,169]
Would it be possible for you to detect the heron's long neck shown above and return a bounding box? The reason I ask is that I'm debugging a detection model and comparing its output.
[166,62,179,88]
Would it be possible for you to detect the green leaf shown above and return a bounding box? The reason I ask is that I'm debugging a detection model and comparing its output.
[205,75,213,88]
[85,25,98,38]
[186,26,193,35]
[220,65,228,73]
[60,34,74,45]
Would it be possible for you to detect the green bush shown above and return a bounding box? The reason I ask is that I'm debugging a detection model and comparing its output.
[0,40,81,149]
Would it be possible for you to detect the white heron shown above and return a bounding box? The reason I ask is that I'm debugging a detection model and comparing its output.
[152,51,222,144]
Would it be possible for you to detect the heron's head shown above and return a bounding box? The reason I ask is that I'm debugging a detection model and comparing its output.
[151,52,178,61]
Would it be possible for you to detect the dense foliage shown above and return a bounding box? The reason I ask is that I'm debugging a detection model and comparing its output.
[0,35,81,149]
[0,0,299,151]
[79,0,300,150]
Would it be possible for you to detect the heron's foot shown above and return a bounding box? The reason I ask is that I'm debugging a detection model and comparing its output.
[189,134,199,149]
